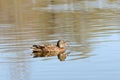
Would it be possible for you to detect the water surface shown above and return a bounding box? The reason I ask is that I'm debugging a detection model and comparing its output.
[0,0,120,80]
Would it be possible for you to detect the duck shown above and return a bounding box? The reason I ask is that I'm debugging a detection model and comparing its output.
[32,40,67,57]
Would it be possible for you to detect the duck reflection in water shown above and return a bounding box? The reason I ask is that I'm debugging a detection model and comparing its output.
[32,40,68,58]
[57,52,70,61]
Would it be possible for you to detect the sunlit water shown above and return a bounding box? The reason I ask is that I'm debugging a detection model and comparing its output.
[0,0,120,80]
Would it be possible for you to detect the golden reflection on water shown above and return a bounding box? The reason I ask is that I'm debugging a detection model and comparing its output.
[0,0,120,60]
[0,0,120,59]
[0,0,120,80]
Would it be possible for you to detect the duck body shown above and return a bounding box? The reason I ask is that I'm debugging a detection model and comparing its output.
[32,40,67,57]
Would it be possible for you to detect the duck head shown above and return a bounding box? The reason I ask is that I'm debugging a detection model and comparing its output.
[57,40,67,48]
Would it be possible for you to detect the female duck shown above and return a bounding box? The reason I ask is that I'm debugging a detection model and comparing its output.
[32,40,67,57]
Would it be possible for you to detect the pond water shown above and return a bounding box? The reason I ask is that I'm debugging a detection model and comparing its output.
[0,0,120,80]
